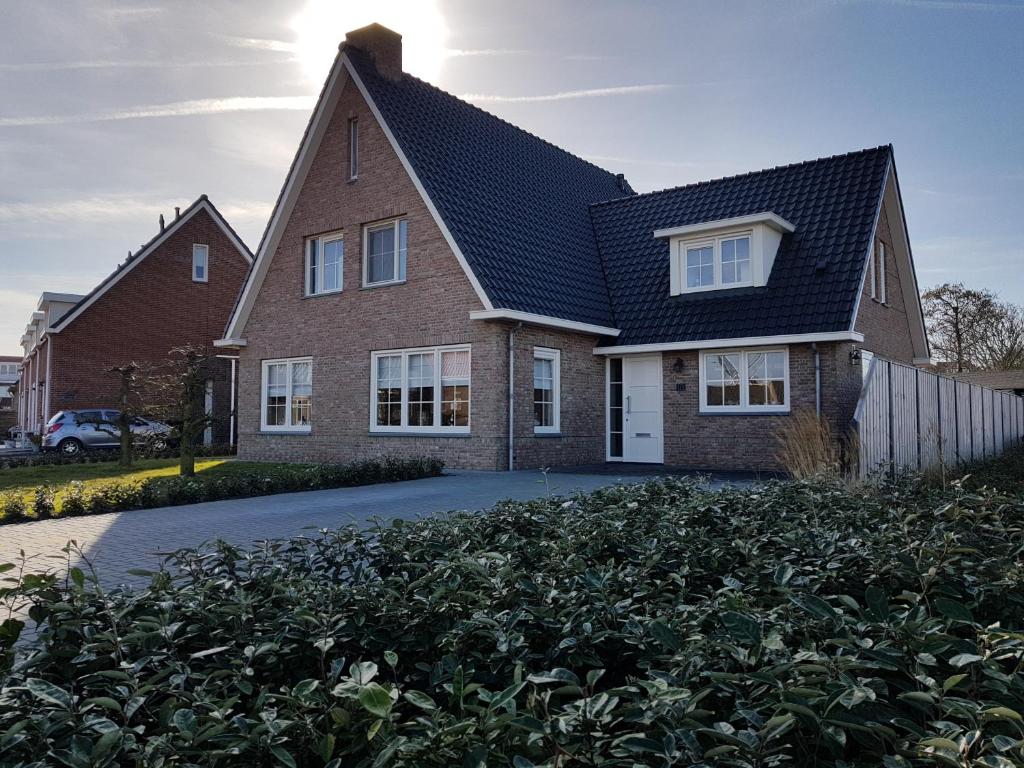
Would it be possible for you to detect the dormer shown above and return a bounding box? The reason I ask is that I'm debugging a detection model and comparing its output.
[655,212,795,296]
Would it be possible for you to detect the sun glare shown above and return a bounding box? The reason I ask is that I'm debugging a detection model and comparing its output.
[290,0,448,86]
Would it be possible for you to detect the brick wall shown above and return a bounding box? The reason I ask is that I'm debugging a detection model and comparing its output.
[46,207,249,440]
[854,204,916,363]
[661,342,864,471]
[237,74,513,469]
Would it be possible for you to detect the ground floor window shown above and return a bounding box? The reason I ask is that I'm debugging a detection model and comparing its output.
[608,358,623,457]
[371,345,470,432]
[699,348,788,413]
[533,347,560,433]
[261,357,312,431]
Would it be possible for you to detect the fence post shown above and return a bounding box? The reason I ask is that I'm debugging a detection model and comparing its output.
[887,361,895,476]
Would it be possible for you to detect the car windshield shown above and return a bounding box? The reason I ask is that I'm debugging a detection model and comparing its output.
[46,411,65,425]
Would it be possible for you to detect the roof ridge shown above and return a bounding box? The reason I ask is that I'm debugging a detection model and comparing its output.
[348,48,634,190]
[589,144,893,209]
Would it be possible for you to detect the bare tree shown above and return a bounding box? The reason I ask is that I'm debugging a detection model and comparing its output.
[149,345,220,477]
[977,302,1024,371]
[921,283,999,372]
[106,363,143,467]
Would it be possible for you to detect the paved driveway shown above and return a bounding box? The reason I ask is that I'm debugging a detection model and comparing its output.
[0,470,643,586]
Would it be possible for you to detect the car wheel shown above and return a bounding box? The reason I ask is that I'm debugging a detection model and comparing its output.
[58,438,84,456]
[151,437,168,452]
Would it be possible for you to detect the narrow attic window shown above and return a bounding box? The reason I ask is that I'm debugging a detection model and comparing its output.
[192,244,208,283]
[349,118,359,180]
[876,241,887,304]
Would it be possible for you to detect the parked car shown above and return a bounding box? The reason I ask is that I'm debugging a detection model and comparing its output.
[40,410,173,455]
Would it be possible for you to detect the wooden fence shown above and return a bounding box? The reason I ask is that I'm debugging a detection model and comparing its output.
[853,357,1024,477]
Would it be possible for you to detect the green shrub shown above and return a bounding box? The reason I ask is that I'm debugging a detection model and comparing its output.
[0,493,28,523]
[31,486,55,520]
[3,475,1024,766]
[57,481,89,517]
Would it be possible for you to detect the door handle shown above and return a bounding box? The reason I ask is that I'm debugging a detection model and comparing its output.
[626,394,631,415]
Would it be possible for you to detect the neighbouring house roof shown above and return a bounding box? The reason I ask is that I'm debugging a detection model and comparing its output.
[590,146,892,347]
[950,370,1024,391]
[346,48,632,330]
[50,196,253,334]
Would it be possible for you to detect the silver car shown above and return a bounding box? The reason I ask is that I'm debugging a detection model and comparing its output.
[41,410,173,455]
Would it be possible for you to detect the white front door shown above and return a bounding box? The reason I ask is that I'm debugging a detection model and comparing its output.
[623,355,663,463]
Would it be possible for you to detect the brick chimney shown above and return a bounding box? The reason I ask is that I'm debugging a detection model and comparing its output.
[344,23,402,79]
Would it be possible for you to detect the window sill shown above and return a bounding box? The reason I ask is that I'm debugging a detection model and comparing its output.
[361,280,406,291]
[260,428,312,435]
[698,409,790,416]
[369,430,471,438]
[533,430,562,438]
[304,289,343,299]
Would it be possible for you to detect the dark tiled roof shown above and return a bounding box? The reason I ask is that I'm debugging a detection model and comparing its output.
[348,48,632,329]
[590,147,891,346]
[950,370,1024,390]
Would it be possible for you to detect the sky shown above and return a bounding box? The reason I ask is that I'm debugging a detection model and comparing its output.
[1,0,1022,356]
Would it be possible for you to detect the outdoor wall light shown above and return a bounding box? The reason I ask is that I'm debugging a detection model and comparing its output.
[849,348,863,365]
[672,357,685,373]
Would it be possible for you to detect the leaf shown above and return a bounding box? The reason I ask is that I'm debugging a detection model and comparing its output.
[403,690,437,711]
[949,653,984,667]
[489,681,525,712]
[25,678,72,709]
[270,745,298,768]
[774,563,795,587]
[512,757,536,768]
[350,661,378,685]
[172,708,197,735]
[384,650,398,668]
[864,585,889,620]
[292,679,320,698]
[934,597,974,623]
[649,620,680,650]
[358,683,392,718]
[527,668,579,686]
[83,696,123,713]
[720,611,761,646]
[982,707,1023,721]
[942,674,967,692]
[789,594,840,624]
[189,645,231,659]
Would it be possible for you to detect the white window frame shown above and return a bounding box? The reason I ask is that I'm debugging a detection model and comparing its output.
[349,117,358,180]
[876,241,887,304]
[533,347,561,434]
[192,244,208,283]
[260,357,313,433]
[369,344,470,434]
[699,347,789,414]
[868,244,877,300]
[676,230,754,293]
[305,231,344,297]
[362,218,407,288]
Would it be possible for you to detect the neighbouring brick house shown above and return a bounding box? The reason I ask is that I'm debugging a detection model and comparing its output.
[217,23,930,471]
[17,197,252,446]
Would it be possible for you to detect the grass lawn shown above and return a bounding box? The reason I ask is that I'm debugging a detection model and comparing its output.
[0,458,307,504]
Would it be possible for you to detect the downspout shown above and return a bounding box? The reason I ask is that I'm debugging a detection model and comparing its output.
[229,357,237,447]
[507,322,522,471]
[43,337,52,425]
[811,343,821,419]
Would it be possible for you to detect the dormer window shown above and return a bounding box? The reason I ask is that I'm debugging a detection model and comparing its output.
[657,212,795,296]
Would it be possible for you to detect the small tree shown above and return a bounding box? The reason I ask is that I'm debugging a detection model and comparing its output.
[106,363,143,467]
[921,283,999,372]
[150,345,220,477]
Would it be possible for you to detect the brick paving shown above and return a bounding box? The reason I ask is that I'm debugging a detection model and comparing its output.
[0,470,641,587]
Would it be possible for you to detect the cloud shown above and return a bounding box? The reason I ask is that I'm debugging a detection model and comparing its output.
[0,96,316,128]
[837,0,1024,9]
[223,36,298,53]
[458,83,674,103]
[443,48,533,57]
[0,59,266,72]
[0,196,271,226]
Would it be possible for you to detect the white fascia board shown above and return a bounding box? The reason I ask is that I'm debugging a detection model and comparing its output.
[346,56,494,312]
[49,199,245,334]
[470,309,620,337]
[848,158,890,337]
[593,331,864,355]
[213,338,248,348]
[653,212,796,239]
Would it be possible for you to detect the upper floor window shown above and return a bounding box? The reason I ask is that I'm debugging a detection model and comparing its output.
[700,348,788,413]
[363,218,407,287]
[533,347,561,433]
[681,233,752,291]
[349,118,359,180]
[370,345,470,433]
[192,244,208,283]
[306,232,343,296]
[870,240,887,303]
[261,357,312,432]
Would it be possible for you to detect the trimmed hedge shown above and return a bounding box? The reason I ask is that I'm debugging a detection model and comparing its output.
[2,460,1024,766]
[0,443,236,470]
[0,456,445,524]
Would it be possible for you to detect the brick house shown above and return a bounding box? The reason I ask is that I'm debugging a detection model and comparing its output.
[217,23,930,471]
[17,197,252,446]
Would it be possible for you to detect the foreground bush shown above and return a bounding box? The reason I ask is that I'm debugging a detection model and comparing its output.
[0,456,445,524]
[2,474,1024,766]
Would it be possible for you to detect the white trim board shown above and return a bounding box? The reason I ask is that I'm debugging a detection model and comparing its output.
[653,212,795,239]
[50,198,252,334]
[221,49,495,344]
[594,331,863,356]
[470,309,620,337]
